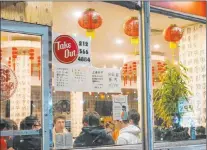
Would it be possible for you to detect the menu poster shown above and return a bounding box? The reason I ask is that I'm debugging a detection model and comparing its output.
[69,67,90,91]
[107,69,121,93]
[52,33,91,66]
[54,67,70,91]
[91,68,106,92]
[112,95,128,121]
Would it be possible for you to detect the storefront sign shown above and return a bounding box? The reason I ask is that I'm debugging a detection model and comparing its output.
[178,98,193,113]
[112,95,128,121]
[53,35,78,64]
[150,2,206,17]
[54,66,121,93]
[53,34,91,66]
[0,64,18,101]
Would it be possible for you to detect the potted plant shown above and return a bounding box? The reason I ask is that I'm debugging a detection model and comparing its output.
[153,61,192,141]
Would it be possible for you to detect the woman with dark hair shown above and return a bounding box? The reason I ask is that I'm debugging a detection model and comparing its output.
[0,119,8,150]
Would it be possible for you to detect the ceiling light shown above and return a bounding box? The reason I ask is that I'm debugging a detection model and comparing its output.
[103,65,106,68]
[154,44,160,49]
[73,11,82,18]
[115,38,123,45]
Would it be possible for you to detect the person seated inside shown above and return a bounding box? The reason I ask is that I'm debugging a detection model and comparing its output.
[53,115,68,147]
[0,119,8,150]
[14,115,41,150]
[73,111,114,147]
[117,109,141,145]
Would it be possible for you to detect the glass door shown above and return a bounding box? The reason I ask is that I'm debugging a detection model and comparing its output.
[0,19,51,150]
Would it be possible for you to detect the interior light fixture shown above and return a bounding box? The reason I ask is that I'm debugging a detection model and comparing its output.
[73,11,82,18]
[115,38,124,45]
[154,44,160,49]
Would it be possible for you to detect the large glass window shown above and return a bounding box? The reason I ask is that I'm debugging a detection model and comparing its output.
[0,31,42,149]
[150,13,206,142]
[52,1,141,149]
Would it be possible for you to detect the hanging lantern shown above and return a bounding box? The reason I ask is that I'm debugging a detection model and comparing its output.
[163,24,183,60]
[78,8,102,38]
[29,49,35,75]
[12,47,18,71]
[124,17,139,44]
[37,56,41,80]
[124,17,139,55]
[8,57,11,68]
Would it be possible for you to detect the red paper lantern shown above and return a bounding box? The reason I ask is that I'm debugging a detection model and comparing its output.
[12,47,18,71]
[124,17,139,45]
[163,24,183,49]
[78,8,102,38]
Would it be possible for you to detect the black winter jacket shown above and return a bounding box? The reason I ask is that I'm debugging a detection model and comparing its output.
[73,126,114,148]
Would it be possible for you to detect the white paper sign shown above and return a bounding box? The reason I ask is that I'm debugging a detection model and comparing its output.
[52,33,91,66]
[54,66,121,93]
[112,95,128,121]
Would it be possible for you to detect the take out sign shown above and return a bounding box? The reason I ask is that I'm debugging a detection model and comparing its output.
[53,34,91,65]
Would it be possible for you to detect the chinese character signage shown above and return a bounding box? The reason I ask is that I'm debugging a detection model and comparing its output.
[54,67,121,93]
[112,95,128,121]
[10,55,31,125]
[53,33,91,66]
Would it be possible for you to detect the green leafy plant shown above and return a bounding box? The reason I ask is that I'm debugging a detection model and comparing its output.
[153,61,192,127]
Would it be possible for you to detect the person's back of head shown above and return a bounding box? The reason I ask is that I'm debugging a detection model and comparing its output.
[0,119,7,131]
[5,119,18,130]
[128,109,140,126]
[20,116,39,130]
[83,111,100,127]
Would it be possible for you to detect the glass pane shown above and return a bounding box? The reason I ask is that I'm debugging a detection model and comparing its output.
[151,13,206,142]
[52,1,141,149]
[0,31,42,149]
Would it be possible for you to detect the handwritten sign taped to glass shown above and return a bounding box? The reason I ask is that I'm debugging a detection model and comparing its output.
[54,66,121,93]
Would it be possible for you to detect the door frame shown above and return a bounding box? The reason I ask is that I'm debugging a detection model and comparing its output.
[0,19,52,150]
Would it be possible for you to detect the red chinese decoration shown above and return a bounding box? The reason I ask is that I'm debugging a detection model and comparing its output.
[132,62,137,83]
[78,8,102,38]
[129,65,132,86]
[0,49,2,61]
[12,47,18,71]
[163,24,183,61]
[152,66,155,86]
[8,57,11,68]
[124,17,139,44]
[37,56,41,80]
[29,49,34,75]
[157,62,166,82]
[123,64,128,86]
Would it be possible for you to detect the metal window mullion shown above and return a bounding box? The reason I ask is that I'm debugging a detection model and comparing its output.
[139,2,153,150]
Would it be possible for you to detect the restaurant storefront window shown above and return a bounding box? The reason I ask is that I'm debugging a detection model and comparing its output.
[0,1,206,150]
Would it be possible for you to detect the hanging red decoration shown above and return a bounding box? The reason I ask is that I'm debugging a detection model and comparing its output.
[78,8,102,38]
[124,17,139,55]
[29,49,35,75]
[129,65,132,86]
[132,62,137,83]
[123,64,128,86]
[152,66,155,86]
[0,49,2,61]
[163,24,183,60]
[12,47,18,71]
[124,17,139,45]
[8,57,11,68]
[37,56,41,80]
